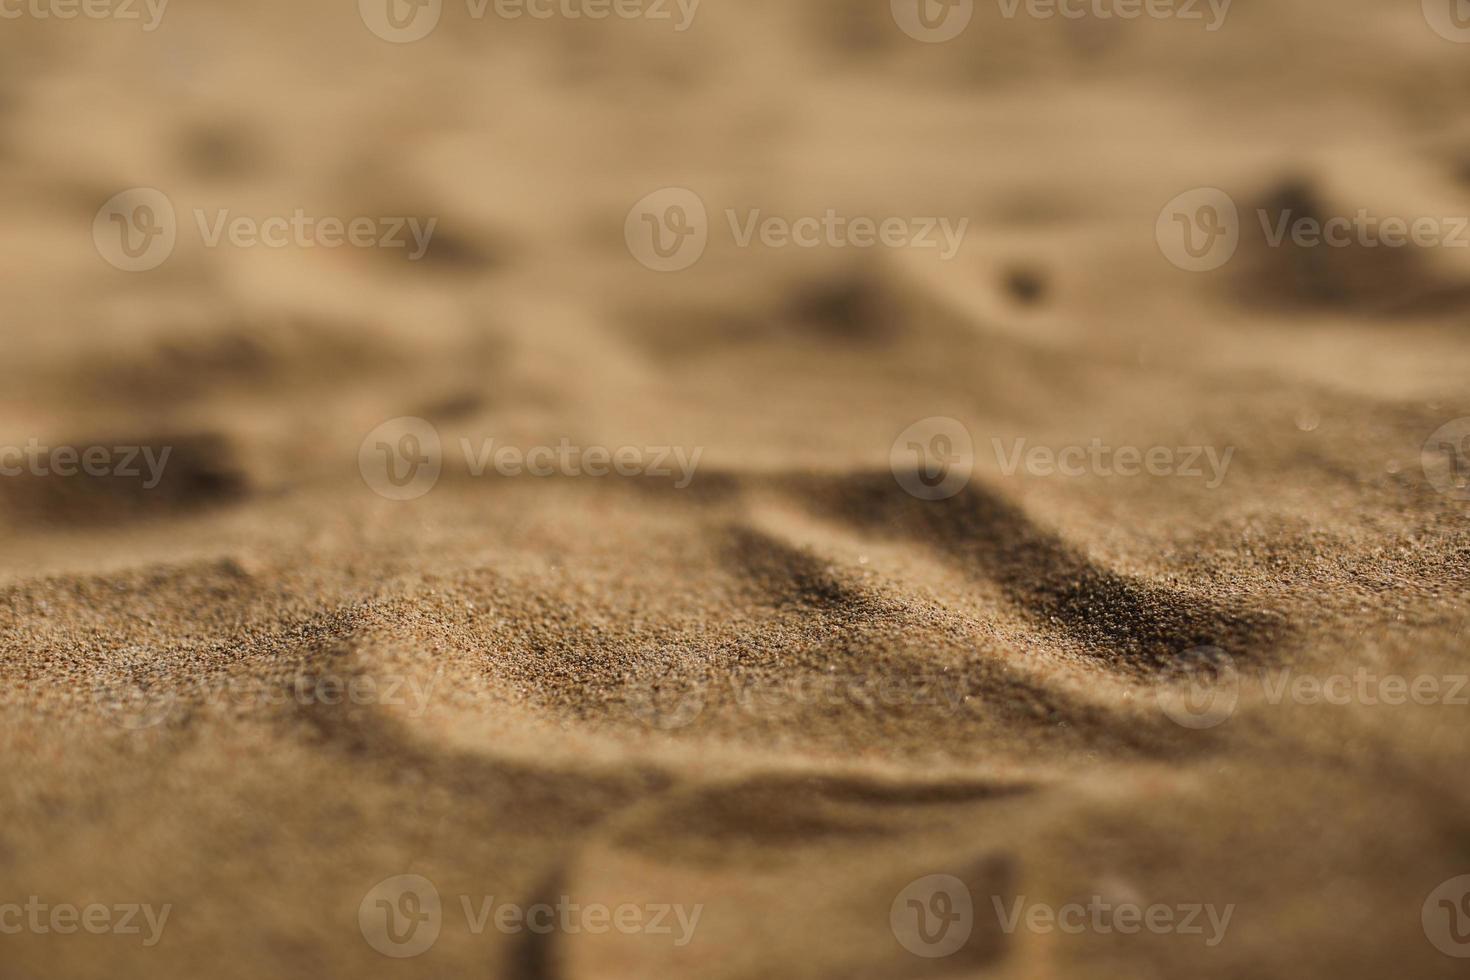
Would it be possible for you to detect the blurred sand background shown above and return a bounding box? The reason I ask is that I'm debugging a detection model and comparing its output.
[1,0,1470,976]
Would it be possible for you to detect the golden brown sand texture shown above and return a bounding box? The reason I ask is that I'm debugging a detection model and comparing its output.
[2,1,1470,977]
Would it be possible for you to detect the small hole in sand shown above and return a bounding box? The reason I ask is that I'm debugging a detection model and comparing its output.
[1003,266,1048,306]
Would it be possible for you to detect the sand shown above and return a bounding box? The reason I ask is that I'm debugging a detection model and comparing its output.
[2,0,1469,976]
